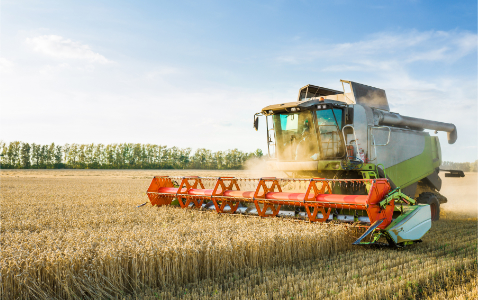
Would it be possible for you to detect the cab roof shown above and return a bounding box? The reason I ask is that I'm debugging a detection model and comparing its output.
[297,84,343,102]
[261,99,346,115]
[261,80,390,114]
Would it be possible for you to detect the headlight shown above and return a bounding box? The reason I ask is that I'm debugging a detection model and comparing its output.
[290,107,297,112]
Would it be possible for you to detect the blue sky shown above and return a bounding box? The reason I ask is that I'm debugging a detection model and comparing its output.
[1,0,477,161]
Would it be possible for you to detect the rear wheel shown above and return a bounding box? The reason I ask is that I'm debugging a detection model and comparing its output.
[416,192,440,221]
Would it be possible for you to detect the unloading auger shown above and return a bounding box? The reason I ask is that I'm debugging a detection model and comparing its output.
[146,176,432,247]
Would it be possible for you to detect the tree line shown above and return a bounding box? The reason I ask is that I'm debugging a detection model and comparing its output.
[0,141,263,170]
[2,141,475,171]
[441,161,478,172]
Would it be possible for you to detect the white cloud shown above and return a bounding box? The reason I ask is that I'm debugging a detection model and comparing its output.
[144,67,182,80]
[1,29,475,161]
[0,57,14,72]
[277,30,477,67]
[274,29,477,162]
[26,35,111,64]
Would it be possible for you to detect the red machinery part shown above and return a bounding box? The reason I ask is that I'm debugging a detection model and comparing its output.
[147,176,393,229]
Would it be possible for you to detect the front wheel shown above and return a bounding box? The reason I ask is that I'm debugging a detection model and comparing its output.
[416,192,440,221]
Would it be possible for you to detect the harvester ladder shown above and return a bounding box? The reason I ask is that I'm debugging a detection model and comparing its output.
[319,127,343,158]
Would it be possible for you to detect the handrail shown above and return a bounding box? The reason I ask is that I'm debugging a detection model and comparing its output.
[266,115,276,158]
[341,124,358,159]
[371,126,391,146]
[371,126,391,161]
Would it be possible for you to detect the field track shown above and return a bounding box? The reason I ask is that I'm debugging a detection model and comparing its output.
[1,170,476,299]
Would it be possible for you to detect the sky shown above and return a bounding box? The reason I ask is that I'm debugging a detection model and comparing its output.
[1,0,477,162]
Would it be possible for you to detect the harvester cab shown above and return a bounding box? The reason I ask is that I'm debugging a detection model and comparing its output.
[145,80,461,247]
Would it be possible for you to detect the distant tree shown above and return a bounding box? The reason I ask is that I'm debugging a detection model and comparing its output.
[170,147,181,169]
[441,161,477,172]
[115,144,125,168]
[63,144,70,166]
[191,148,207,169]
[472,160,478,172]
[78,144,87,168]
[225,149,242,169]
[158,145,168,168]
[161,147,172,169]
[68,144,79,168]
[179,147,191,169]
[92,144,104,168]
[0,141,7,168]
[54,145,63,168]
[82,144,95,168]
[254,149,263,158]
[45,143,54,168]
[20,143,31,168]
[141,144,151,168]
[105,144,116,168]
[6,141,21,168]
[130,143,140,168]
[31,144,40,168]
[39,145,48,168]
[0,141,12,168]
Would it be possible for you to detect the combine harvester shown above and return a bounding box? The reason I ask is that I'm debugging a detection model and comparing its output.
[146,80,461,247]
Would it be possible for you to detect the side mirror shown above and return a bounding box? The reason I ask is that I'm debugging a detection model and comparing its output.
[253,115,259,131]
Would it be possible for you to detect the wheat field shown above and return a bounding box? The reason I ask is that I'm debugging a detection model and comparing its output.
[1,170,477,299]
[1,170,353,299]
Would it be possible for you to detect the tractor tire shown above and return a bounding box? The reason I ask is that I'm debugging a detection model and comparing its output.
[416,192,440,221]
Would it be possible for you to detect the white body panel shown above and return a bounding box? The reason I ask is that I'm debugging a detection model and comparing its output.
[277,211,295,217]
[387,205,432,243]
[350,105,369,160]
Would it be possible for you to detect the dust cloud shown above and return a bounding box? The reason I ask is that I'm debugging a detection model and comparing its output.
[356,89,388,110]
[439,172,478,218]
[243,157,286,178]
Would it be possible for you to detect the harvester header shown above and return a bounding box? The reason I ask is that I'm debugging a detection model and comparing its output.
[147,176,432,247]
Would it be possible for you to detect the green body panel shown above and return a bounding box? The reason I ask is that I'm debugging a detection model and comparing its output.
[379,188,416,208]
[317,160,377,171]
[384,136,441,189]
[315,136,441,190]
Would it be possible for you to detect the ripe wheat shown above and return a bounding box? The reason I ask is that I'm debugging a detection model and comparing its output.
[2,170,476,299]
[1,175,353,299]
